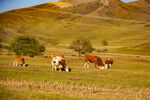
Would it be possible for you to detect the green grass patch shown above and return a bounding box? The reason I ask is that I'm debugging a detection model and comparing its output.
[0,88,92,100]
[0,55,150,88]
[116,46,150,56]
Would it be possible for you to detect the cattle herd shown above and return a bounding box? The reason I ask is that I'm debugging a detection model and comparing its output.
[13,53,113,72]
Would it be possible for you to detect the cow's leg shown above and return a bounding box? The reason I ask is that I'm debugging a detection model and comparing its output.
[55,66,57,71]
[59,65,62,72]
[17,62,19,66]
[51,63,53,71]
[84,62,87,68]
[16,62,19,66]
[13,62,16,67]
[51,64,54,71]
[87,62,90,68]
[50,63,52,69]
[109,64,112,68]
[51,61,56,71]
[51,62,54,71]
[94,63,97,68]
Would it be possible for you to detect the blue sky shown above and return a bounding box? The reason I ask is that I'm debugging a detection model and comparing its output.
[0,0,139,13]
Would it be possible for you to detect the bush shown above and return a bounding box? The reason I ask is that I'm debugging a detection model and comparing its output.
[10,35,45,57]
[70,38,95,57]
[2,45,12,51]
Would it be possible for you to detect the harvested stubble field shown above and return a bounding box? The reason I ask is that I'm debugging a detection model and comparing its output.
[0,54,150,100]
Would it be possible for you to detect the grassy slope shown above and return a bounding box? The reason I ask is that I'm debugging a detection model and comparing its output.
[0,1,150,56]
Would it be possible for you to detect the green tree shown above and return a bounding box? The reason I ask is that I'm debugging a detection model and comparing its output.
[10,35,45,57]
[70,38,95,57]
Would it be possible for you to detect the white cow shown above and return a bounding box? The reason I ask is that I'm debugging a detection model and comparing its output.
[51,56,70,72]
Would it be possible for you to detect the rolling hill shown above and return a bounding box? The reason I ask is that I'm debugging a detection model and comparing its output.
[0,0,150,55]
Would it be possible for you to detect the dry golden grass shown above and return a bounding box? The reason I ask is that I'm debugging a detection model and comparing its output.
[49,1,72,8]
[0,79,150,100]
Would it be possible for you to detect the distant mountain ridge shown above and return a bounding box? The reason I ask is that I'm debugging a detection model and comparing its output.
[64,0,150,21]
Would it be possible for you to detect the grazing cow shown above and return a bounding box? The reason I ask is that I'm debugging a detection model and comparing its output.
[51,56,70,72]
[84,54,108,69]
[13,55,26,67]
[105,57,113,69]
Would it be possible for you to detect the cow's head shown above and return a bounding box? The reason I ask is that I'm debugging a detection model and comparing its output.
[20,58,26,67]
[61,61,71,72]
[65,66,71,72]
[58,59,71,72]
[60,67,71,72]
[105,57,113,69]
[97,59,105,67]
[104,64,109,69]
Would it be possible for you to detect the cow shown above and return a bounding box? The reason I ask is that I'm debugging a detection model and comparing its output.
[13,55,26,67]
[51,55,70,72]
[105,57,113,69]
[84,54,108,69]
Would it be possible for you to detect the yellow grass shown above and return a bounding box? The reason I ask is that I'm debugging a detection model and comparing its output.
[1,79,150,100]
[49,1,72,8]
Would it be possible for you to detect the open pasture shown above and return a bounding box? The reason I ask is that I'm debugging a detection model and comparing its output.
[0,54,150,100]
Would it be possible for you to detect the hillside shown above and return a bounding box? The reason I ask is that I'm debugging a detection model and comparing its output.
[141,0,150,3]
[0,0,150,55]
[128,0,150,15]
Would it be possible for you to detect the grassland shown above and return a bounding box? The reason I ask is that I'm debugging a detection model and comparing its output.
[0,88,92,100]
[0,1,150,99]
[0,53,150,100]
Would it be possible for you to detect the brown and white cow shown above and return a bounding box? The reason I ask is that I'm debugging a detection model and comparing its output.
[50,54,70,72]
[105,57,113,69]
[13,55,26,67]
[84,54,108,69]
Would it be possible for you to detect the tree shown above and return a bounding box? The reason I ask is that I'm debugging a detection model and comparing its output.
[70,38,95,57]
[10,35,45,57]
